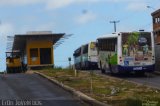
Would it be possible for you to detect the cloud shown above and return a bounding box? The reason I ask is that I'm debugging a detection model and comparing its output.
[0,23,14,71]
[34,23,55,31]
[126,2,147,11]
[45,0,101,10]
[0,0,101,10]
[76,12,97,24]
[45,0,75,10]
[0,23,14,35]
[0,23,14,50]
[0,0,41,6]
[105,0,151,2]
[0,0,153,11]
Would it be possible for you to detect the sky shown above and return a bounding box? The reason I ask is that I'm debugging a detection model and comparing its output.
[0,0,160,71]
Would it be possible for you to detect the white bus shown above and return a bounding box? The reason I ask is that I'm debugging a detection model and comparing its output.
[97,31,155,74]
[73,42,98,70]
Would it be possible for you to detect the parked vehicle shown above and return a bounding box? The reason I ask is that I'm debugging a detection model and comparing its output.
[97,31,155,74]
[73,42,98,70]
[6,50,27,73]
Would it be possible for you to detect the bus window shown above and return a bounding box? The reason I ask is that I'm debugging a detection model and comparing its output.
[98,38,117,51]
[73,48,81,57]
[83,44,88,54]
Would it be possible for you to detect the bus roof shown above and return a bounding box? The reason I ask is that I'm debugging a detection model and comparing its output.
[83,41,95,46]
[97,33,119,39]
[97,31,151,40]
[73,41,96,53]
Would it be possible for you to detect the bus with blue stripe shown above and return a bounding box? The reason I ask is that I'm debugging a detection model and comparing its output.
[97,31,155,74]
[73,42,98,70]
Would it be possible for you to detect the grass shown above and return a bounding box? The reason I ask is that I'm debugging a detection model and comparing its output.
[35,69,160,106]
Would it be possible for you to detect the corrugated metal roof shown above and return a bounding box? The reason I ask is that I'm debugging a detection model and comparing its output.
[12,33,65,52]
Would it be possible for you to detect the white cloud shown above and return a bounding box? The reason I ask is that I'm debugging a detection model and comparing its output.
[76,12,97,24]
[0,0,151,11]
[0,0,155,12]
[45,0,75,10]
[0,23,14,50]
[0,23,14,35]
[45,0,101,10]
[34,23,55,31]
[126,2,147,11]
[0,0,101,10]
[0,23,14,72]
[0,0,41,6]
[0,0,153,11]
[0,23,14,65]
[105,0,151,2]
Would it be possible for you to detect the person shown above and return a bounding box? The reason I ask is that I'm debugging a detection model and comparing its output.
[123,43,129,56]
[143,44,149,55]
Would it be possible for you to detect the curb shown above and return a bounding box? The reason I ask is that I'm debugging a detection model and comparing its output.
[34,72,109,106]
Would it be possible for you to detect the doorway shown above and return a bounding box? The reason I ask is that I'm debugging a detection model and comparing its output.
[40,48,51,64]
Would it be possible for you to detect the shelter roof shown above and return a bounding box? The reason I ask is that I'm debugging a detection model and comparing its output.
[12,32,65,51]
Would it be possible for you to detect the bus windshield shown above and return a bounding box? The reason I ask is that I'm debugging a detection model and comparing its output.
[89,42,98,56]
[73,48,81,57]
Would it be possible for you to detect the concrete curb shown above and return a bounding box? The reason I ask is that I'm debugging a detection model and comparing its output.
[34,72,109,106]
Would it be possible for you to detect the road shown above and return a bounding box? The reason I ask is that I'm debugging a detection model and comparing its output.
[119,73,160,90]
[92,70,160,90]
[0,73,87,106]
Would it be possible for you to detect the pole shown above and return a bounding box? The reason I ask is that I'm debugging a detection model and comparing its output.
[68,57,71,69]
[110,20,120,32]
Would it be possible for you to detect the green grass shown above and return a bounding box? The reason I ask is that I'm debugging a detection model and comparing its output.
[35,69,160,106]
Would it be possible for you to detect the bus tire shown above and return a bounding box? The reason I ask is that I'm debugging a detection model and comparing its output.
[101,69,105,74]
[135,71,145,76]
[109,63,113,74]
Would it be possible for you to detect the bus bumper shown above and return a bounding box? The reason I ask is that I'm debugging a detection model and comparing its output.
[118,64,155,72]
[84,61,98,70]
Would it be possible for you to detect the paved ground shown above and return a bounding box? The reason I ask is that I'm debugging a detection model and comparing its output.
[90,70,160,90]
[0,73,87,106]
[119,73,160,89]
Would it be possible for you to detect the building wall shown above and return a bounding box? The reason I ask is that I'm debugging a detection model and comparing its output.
[152,10,160,44]
[26,40,53,66]
[152,13,160,30]
[152,9,160,72]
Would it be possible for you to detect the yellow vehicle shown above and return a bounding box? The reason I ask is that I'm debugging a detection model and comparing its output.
[6,51,26,73]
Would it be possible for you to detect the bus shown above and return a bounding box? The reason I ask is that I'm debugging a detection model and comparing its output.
[97,31,155,74]
[6,50,27,73]
[73,42,98,70]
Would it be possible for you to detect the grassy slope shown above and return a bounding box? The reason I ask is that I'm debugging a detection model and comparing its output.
[36,69,160,106]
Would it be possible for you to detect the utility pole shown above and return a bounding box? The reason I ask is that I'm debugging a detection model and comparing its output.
[110,20,120,32]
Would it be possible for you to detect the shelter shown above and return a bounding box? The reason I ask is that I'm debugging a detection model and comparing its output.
[12,31,65,69]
